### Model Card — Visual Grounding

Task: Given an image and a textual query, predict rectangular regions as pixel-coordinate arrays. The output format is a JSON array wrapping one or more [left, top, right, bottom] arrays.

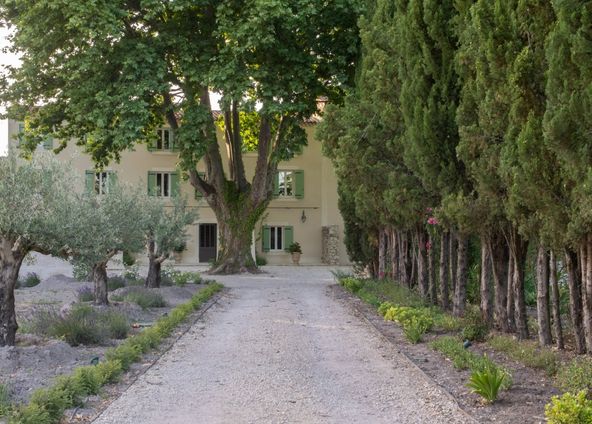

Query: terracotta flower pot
[[291, 252, 301, 265]]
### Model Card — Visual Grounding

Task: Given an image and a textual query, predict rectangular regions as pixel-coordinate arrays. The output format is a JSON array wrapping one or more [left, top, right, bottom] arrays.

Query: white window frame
[[269, 226, 285, 251], [154, 172, 172, 197], [156, 128, 173, 150], [95, 172, 110, 195], [278, 170, 295, 197]]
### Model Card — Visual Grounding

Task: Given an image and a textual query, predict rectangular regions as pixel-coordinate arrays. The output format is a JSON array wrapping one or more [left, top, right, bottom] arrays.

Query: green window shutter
[[272, 172, 280, 197], [262, 226, 271, 252], [283, 226, 294, 251], [43, 136, 54, 150], [294, 170, 304, 199], [108, 171, 118, 191], [171, 129, 178, 152], [171, 172, 180, 197], [85, 171, 95, 194], [195, 172, 205, 199], [147, 172, 157, 196]]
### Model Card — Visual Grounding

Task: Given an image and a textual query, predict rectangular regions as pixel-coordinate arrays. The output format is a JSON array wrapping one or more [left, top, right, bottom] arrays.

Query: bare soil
[[1, 274, 204, 405], [331, 284, 559, 424]]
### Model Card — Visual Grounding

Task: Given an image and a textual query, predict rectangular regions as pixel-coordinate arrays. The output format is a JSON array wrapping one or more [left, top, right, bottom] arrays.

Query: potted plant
[[287, 242, 302, 265], [172, 241, 186, 262]]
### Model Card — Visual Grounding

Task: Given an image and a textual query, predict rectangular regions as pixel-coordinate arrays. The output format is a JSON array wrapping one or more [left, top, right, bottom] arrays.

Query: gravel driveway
[[92, 267, 475, 424]]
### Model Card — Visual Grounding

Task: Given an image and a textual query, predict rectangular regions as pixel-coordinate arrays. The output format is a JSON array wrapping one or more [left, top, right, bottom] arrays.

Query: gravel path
[[92, 267, 475, 424]]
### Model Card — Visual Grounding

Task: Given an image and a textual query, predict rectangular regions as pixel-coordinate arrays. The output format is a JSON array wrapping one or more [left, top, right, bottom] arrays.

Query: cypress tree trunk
[[408, 232, 416, 287], [378, 228, 387, 279], [536, 245, 552, 345], [453, 233, 469, 317], [417, 228, 429, 299], [549, 251, 564, 349], [428, 233, 437, 304], [507, 252, 516, 332], [480, 235, 493, 323], [391, 229, 399, 281], [0, 240, 25, 347], [512, 233, 529, 340], [490, 233, 510, 332], [93, 261, 109, 306], [440, 231, 450, 310], [399, 232, 410, 287], [566, 249, 586, 354], [583, 235, 592, 352], [449, 232, 457, 295]]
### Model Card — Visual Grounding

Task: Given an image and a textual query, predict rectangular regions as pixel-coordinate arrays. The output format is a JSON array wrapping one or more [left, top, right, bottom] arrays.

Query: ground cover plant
[[121, 288, 166, 310], [7, 283, 223, 423], [16, 273, 41, 289], [545, 391, 592, 424], [488, 334, 559, 377]]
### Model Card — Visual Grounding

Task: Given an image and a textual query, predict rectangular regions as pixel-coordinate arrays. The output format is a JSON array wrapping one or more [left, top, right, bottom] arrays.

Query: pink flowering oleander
[[427, 217, 439, 225]]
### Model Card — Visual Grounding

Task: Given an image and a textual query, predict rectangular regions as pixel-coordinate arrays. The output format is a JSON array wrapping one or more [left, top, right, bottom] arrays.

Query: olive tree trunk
[[93, 261, 109, 305], [0, 239, 26, 346]]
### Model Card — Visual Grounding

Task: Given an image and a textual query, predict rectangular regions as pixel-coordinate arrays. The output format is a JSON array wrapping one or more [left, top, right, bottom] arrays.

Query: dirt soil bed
[[331, 284, 560, 424], [1, 274, 205, 405]]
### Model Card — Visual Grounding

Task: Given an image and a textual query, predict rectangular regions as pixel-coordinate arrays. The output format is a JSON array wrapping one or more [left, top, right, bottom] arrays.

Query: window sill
[[148, 150, 178, 155]]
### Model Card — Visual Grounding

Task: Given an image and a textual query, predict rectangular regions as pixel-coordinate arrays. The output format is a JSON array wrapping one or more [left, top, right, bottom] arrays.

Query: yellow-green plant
[[545, 391, 592, 424]]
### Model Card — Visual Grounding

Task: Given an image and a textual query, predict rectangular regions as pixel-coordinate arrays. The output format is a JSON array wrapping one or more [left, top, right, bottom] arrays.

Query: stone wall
[[322, 225, 340, 265]]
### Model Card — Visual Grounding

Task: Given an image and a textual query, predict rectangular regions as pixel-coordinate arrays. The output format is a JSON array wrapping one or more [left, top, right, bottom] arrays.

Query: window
[[148, 171, 179, 197], [262, 225, 294, 252], [149, 128, 175, 151], [85, 171, 115, 195], [274, 170, 304, 199]]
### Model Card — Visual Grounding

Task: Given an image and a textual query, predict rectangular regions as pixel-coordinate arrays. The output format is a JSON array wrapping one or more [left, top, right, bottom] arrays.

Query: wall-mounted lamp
[[301, 210, 307, 223]]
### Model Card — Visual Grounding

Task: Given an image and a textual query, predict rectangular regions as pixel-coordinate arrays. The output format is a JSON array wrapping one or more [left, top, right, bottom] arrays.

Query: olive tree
[[70, 184, 147, 305], [144, 196, 196, 288], [0, 156, 79, 346]]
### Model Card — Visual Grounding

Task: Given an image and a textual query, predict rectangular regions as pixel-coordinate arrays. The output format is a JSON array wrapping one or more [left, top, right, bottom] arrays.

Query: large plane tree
[[0, 0, 362, 273]]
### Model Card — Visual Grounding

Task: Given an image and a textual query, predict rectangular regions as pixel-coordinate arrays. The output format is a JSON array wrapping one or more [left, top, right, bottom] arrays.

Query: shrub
[[72, 262, 92, 282], [123, 288, 166, 309], [358, 290, 381, 308], [545, 391, 592, 424], [0, 383, 11, 417], [403, 318, 430, 344], [340, 277, 364, 293], [461, 307, 489, 342], [17, 272, 41, 289], [467, 364, 506, 403], [383, 306, 434, 331], [99, 311, 129, 339], [172, 271, 201, 286], [122, 251, 135, 267], [107, 276, 126, 291], [432, 312, 463, 331], [556, 357, 592, 396], [378, 301, 395, 317], [123, 264, 140, 281], [488, 334, 559, 376], [77, 286, 95, 302], [256, 255, 267, 266]]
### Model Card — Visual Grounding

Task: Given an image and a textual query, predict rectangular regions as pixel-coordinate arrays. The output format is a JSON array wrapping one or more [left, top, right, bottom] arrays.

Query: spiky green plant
[[467, 363, 506, 403]]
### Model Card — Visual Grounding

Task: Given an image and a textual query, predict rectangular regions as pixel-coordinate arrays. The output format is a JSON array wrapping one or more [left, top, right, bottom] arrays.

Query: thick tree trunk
[[583, 235, 592, 352], [146, 257, 162, 288], [453, 233, 469, 317], [480, 235, 493, 323], [536, 244, 552, 345], [93, 261, 109, 306], [490, 232, 510, 332], [378, 228, 387, 279], [449, 232, 457, 295], [0, 240, 25, 347], [428, 233, 437, 305], [440, 231, 450, 310], [549, 251, 564, 349], [506, 252, 516, 333], [511, 233, 529, 339], [566, 248, 586, 354], [417, 229, 429, 299]]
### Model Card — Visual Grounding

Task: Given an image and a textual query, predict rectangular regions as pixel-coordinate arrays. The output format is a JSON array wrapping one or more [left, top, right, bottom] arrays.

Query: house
[[4, 118, 349, 266]]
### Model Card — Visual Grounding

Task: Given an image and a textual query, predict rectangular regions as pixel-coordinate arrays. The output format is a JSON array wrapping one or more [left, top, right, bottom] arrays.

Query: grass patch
[[431, 336, 512, 390], [77, 287, 94, 302], [9, 283, 223, 424], [487, 334, 559, 376], [0, 383, 11, 417], [27, 305, 129, 346], [556, 356, 592, 396], [123, 288, 166, 309]]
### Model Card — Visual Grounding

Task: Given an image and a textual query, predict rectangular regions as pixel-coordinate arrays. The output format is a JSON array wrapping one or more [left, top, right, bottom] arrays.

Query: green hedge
[[8, 283, 223, 424]]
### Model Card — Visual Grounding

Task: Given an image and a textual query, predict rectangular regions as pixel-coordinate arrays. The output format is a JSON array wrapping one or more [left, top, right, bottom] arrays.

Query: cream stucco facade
[[5, 120, 349, 266]]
